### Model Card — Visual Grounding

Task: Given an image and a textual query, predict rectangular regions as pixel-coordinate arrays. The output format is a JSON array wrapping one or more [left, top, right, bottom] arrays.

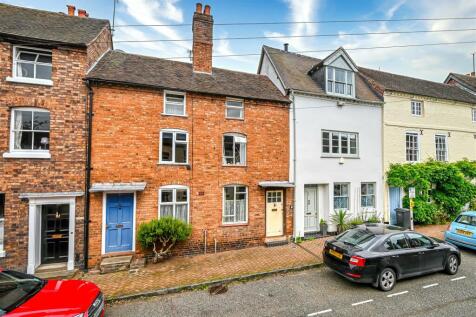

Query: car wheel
[[378, 268, 396, 292], [445, 254, 459, 275]]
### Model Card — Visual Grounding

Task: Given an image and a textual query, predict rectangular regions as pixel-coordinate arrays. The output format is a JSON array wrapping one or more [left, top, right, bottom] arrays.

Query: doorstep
[[264, 235, 289, 247], [100, 255, 133, 274], [35, 263, 77, 280]]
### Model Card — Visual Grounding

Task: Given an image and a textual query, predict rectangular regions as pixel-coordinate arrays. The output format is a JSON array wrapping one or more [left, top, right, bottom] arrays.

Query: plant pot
[[320, 223, 328, 236]]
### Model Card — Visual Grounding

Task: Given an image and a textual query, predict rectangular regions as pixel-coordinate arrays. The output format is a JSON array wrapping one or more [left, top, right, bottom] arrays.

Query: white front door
[[266, 190, 284, 237], [304, 186, 318, 232]]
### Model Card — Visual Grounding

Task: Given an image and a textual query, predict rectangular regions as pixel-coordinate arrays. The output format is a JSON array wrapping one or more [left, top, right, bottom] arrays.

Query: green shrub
[[331, 209, 350, 233], [349, 217, 364, 227], [137, 217, 192, 262]]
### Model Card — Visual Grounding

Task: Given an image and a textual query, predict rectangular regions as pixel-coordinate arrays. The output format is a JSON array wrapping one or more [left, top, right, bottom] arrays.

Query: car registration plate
[[456, 229, 473, 237], [329, 249, 343, 260]]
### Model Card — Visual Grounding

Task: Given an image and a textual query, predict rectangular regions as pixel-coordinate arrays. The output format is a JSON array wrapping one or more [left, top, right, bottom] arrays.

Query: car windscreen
[[0, 270, 44, 313], [335, 229, 377, 248], [456, 215, 476, 226]]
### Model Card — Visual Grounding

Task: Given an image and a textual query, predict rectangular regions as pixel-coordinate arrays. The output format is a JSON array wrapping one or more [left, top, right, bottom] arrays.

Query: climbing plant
[[387, 159, 476, 224]]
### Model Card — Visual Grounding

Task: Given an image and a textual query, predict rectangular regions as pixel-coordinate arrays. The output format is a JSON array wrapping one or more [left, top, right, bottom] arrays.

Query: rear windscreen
[[336, 229, 377, 248], [456, 215, 476, 226]]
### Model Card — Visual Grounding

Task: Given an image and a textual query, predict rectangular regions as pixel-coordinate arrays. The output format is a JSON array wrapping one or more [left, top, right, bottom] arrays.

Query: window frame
[[406, 232, 434, 248], [7, 45, 53, 86], [0, 193, 4, 257], [159, 129, 189, 165], [158, 185, 189, 223], [222, 133, 247, 166], [322, 130, 359, 158], [222, 185, 248, 225], [435, 134, 448, 162], [382, 233, 410, 251], [3, 107, 51, 159], [163, 91, 186, 117], [225, 98, 244, 120], [411, 100, 423, 116], [405, 131, 420, 162], [472, 108, 476, 123], [333, 183, 350, 211], [325, 66, 355, 98], [360, 182, 376, 209]]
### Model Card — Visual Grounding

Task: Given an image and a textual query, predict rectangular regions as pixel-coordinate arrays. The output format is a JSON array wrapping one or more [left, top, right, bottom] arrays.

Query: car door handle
[[391, 255, 399, 258], [418, 251, 425, 255]]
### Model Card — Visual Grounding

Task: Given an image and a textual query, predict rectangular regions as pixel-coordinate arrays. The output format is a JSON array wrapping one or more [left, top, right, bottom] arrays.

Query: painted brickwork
[[88, 84, 291, 266], [0, 30, 111, 270]]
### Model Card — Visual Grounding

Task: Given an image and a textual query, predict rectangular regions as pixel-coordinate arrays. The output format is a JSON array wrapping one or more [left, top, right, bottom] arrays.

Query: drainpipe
[[83, 80, 94, 271], [290, 89, 297, 241]]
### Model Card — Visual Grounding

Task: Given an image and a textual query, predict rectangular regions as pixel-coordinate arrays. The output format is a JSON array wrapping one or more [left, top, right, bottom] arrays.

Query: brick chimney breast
[[192, 3, 213, 74], [67, 5, 76, 16]]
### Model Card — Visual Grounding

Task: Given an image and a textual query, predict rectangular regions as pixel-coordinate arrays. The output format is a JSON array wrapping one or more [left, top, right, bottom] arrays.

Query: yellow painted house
[[359, 68, 476, 223]]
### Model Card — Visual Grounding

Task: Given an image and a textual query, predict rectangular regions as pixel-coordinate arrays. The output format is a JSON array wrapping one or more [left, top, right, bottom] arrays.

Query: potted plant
[[330, 209, 350, 234], [319, 218, 328, 236]]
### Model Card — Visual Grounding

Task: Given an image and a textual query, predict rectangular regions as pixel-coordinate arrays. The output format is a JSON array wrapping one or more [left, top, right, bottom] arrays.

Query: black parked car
[[323, 224, 461, 291]]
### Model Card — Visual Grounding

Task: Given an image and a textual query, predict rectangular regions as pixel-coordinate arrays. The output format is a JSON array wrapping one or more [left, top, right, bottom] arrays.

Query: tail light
[[446, 223, 452, 231], [349, 255, 366, 267]]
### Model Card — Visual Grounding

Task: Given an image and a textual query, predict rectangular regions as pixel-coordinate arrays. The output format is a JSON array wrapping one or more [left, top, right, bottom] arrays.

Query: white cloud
[[265, 0, 321, 52]]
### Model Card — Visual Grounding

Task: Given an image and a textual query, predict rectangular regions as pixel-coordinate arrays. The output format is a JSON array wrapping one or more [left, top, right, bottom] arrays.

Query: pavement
[[106, 245, 476, 317]]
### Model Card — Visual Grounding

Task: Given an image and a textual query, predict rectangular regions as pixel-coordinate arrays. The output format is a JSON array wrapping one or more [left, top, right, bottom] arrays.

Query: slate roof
[[446, 73, 476, 92], [360, 68, 476, 104], [86, 50, 290, 103], [262, 45, 476, 105], [0, 3, 109, 47], [261, 46, 382, 103]]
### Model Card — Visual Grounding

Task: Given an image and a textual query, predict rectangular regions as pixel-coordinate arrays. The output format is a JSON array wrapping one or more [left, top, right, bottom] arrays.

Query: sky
[[3, 0, 476, 82]]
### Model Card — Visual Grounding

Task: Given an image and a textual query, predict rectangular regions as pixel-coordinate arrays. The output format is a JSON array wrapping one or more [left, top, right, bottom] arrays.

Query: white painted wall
[[293, 94, 384, 236]]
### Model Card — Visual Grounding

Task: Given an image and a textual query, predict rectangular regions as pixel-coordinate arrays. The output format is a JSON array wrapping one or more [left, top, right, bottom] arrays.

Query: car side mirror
[[429, 243, 439, 248]]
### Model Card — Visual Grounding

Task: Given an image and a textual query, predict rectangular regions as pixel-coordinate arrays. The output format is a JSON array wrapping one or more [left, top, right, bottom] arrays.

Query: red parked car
[[0, 269, 104, 317]]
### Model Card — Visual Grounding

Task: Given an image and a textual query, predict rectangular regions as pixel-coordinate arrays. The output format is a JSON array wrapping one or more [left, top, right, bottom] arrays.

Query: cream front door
[[266, 190, 284, 237], [304, 186, 318, 232]]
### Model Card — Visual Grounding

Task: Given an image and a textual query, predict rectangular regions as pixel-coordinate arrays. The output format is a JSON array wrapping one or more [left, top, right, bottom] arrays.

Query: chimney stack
[[284, 43, 289, 52], [192, 3, 213, 74], [67, 5, 75, 16], [78, 9, 88, 18]]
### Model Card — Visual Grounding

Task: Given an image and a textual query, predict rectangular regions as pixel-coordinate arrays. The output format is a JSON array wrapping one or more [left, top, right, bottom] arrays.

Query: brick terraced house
[[85, 4, 291, 268], [0, 3, 112, 275]]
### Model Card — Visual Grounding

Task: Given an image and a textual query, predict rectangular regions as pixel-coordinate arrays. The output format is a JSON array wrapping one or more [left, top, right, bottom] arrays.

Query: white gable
[[329, 56, 352, 71]]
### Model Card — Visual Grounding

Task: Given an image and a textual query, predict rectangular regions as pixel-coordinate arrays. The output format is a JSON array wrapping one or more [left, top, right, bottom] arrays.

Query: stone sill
[[3, 151, 51, 159], [6, 76, 53, 86]]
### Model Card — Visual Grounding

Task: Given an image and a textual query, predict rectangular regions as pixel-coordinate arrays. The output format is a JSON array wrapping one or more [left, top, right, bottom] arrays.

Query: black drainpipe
[[83, 80, 94, 271]]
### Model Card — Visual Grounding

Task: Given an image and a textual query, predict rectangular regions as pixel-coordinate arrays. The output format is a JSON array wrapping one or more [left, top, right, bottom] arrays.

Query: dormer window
[[326, 66, 354, 97]]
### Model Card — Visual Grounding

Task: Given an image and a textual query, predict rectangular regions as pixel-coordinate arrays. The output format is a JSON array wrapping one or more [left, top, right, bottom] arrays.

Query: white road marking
[[422, 283, 439, 289], [351, 299, 374, 306], [387, 291, 409, 298], [307, 309, 333, 316], [451, 276, 466, 281]]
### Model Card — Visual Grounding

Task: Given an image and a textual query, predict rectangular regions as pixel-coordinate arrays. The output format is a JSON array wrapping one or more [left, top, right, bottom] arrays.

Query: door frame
[[101, 191, 137, 255], [26, 195, 77, 274], [265, 189, 285, 237]]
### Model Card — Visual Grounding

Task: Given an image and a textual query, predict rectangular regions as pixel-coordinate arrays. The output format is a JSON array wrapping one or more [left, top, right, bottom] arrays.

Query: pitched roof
[[0, 3, 109, 47], [261, 46, 382, 103], [86, 50, 290, 103], [445, 73, 476, 92], [359, 68, 476, 104]]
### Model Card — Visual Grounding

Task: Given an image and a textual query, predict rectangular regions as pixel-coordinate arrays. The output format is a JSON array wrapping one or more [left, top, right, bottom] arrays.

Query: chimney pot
[[78, 9, 87, 18], [284, 43, 289, 52], [204, 5, 211, 15], [196, 3, 203, 13], [67, 4, 75, 16]]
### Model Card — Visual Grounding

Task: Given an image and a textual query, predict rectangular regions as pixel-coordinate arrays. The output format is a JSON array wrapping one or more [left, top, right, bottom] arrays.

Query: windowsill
[[225, 117, 245, 121], [221, 222, 248, 227], [157, 162, 190, 166], [325, 91, 355, 99], [6, 76, 53, 86], [3, 151, 51, 159], [161, 113, 188, 118], [222, 164, 247, 167], [321, 155, 360, 159]]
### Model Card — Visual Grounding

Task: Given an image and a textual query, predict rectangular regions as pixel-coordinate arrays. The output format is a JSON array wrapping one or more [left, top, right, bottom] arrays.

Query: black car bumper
[[323, 252, 376, 284]]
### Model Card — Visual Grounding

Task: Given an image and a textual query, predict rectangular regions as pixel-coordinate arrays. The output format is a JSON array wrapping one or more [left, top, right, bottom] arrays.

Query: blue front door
[[105, 193, 134, 253], [389, 187, 402, 225]]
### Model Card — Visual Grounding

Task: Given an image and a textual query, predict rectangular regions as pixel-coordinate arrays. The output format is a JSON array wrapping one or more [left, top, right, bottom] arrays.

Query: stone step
[[100, 255, 133, 274], [265, 236, 289, 247], [36, 269, 77, 280]]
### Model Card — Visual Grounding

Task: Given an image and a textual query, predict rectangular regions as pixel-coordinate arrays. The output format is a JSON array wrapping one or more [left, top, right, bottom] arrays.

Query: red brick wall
[[87, 26, 112, 68], [0, 32, 111, 270], [88, 84, 291, 266]]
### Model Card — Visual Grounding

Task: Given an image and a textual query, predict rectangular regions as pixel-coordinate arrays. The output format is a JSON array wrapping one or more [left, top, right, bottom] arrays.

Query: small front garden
[[387, 159, 476, 224]]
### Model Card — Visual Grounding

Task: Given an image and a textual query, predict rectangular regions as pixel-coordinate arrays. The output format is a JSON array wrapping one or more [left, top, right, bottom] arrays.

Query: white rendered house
[[258, 46, 384, 235]]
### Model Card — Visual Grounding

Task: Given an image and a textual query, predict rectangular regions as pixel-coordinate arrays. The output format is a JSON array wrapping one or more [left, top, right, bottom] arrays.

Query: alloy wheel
[[381, 270, 395, 290], [449, 256, 458, 273]]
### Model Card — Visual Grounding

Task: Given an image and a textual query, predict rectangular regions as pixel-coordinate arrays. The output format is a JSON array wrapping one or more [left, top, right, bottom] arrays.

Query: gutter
[[83, 80, 94, 271]]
